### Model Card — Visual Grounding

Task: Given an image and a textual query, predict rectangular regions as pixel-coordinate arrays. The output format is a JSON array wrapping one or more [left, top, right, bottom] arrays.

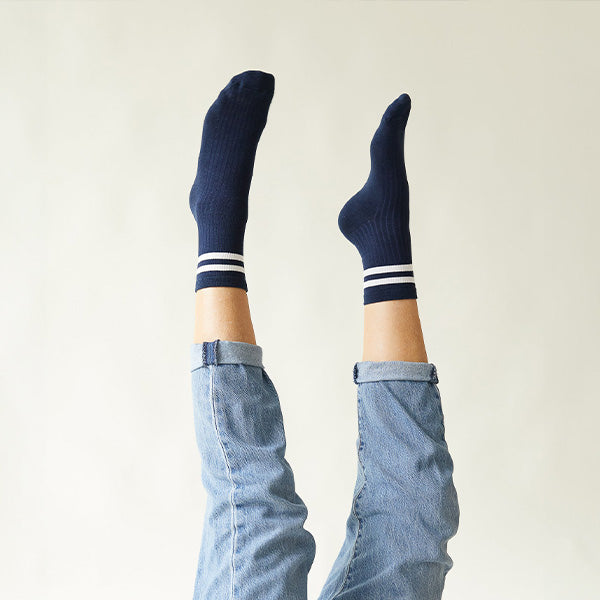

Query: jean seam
[[331, 392, 367, 598], [209, 365, 237, 600], [429, 382, 451, 573]]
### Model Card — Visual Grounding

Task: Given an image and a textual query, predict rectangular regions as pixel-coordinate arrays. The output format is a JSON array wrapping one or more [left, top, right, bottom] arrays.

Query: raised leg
[[188, 71, 315, 600], [319, 95, 459, 600]]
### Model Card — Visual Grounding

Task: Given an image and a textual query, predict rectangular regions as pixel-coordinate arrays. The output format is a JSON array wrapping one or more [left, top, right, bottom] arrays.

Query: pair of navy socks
[[189, 70, 417, 304]]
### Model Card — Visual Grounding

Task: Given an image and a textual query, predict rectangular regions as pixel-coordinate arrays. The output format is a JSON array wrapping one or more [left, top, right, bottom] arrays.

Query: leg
[[319, 95, 459, 600], [363, 299, 427, 363], [188, 71, 315, 600], [194, 288, 256, 345]]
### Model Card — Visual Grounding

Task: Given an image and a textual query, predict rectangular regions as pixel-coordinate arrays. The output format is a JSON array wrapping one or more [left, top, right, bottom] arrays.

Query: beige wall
[[2, 2, 599, 598]]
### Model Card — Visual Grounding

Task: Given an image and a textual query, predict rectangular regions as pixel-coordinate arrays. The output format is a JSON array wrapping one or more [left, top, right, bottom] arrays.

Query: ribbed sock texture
[[189, 70, 275, 292], [338, 93, 418, 304]]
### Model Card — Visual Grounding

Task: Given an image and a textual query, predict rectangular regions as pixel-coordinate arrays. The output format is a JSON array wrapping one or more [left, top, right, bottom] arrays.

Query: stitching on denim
[[331, 391, 367, 598], [208, 366, 238, 599], [214, 339, 220, 365], [432, 383, 446, 437], [206, 340, 214, 365], [431, 383, 444, 567]]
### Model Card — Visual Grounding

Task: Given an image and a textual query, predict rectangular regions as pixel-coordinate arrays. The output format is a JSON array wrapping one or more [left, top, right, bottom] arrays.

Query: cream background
[[2, 2, 599, 599]]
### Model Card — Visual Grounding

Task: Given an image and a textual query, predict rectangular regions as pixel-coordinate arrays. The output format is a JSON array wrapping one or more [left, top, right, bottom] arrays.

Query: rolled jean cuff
[[353, 360, 439, 384], [190, 339, 263, 371]]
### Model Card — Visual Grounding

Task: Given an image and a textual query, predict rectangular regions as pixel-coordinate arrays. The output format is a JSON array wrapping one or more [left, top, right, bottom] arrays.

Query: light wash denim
[[190, 339, 459, 600]]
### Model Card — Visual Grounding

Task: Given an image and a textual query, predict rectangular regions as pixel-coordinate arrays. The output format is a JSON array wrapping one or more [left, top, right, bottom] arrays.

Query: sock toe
[[382, 93, 411, 122], [370, 93, 411, 168], [227, 70, 275, 95]]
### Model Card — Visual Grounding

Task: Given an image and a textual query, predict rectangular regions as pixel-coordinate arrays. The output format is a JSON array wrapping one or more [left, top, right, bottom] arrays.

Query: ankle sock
[[338, 93, 417, 304], [189, 70, 275, 292]]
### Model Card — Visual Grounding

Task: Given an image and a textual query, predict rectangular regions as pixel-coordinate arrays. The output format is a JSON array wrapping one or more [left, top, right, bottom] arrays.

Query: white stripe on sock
[[363, 276, 415, 289], [197, 251, 244, 264], [363, 264, 413, 278], [196, 264, 245, 275]]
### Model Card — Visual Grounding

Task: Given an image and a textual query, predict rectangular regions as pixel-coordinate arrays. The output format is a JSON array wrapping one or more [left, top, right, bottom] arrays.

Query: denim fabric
[[191, 339, 316, 600], [190, 340, 459, 600], [318, 360, 459, 600]]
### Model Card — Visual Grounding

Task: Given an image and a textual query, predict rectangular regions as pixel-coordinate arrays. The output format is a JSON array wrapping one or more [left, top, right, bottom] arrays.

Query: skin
[[362, 298, 427, 362], [193, 288, 427, 363], [193, 287, 256, 345]]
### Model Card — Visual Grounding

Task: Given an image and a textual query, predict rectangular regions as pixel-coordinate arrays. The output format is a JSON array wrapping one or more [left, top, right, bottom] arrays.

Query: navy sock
[[189, 70, 275, 292], [338, 93, 418, 304]]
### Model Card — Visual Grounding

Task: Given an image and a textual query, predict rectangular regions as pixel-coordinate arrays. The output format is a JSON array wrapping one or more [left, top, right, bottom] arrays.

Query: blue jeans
[[190, 339, 459, 600]]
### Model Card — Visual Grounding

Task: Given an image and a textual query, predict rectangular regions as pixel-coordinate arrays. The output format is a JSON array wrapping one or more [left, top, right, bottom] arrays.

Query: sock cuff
[[363, 262, 417, 304], [195, 252, 247, 292]]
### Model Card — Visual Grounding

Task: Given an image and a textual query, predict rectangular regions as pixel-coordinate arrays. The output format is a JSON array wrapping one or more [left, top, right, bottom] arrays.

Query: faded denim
[[190, 339, 459, 600]]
